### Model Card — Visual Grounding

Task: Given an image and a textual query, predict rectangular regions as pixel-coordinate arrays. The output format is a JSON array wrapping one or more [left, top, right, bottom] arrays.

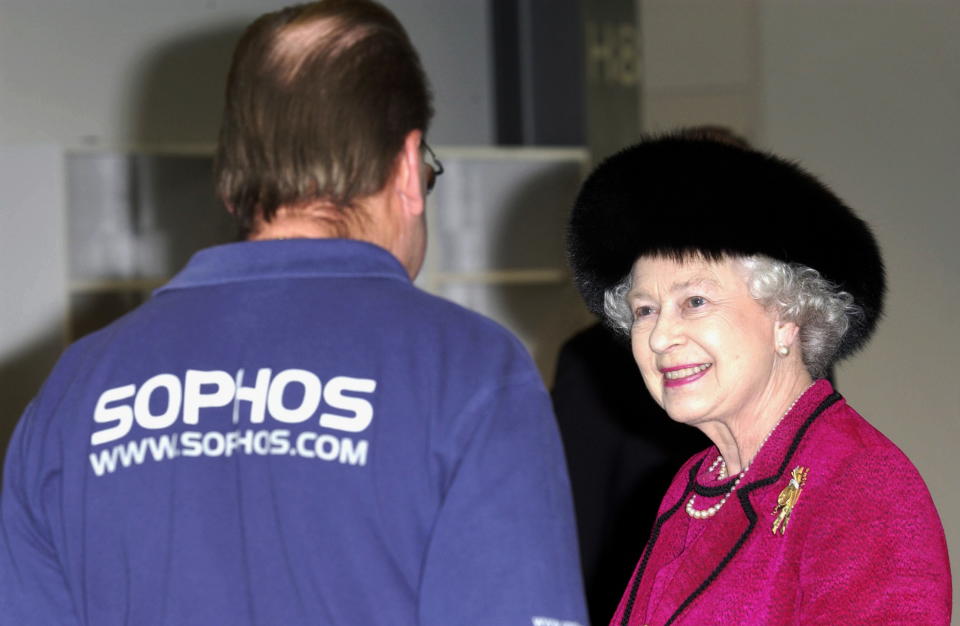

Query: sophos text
[[92, 368, 377, 446], [88, 429, 369, 476]]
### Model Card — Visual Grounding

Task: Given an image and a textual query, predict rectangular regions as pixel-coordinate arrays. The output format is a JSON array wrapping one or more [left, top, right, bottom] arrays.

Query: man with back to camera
[[0, 2, 588, 624]]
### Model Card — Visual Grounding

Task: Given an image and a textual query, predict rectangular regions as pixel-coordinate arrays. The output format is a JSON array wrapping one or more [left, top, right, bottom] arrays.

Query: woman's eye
[[634, 305, 655, 318], [687, 296, 707, 308]]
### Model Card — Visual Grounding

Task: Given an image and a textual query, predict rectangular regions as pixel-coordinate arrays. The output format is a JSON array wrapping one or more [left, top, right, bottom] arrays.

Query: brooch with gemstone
[[772, 466, 809, 535]]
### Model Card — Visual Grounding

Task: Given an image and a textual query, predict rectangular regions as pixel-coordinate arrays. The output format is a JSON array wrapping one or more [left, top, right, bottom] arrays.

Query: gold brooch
[[772, 466, 809, 535]]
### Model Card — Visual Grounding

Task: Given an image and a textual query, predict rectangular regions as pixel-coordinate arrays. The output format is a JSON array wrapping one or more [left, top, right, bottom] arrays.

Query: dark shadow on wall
[[125, 23, 247, 148], [66, 24, 245, 344], [0, 326, 66, 479], [120, 22, 245, 274], [1, 23, 246, 474]]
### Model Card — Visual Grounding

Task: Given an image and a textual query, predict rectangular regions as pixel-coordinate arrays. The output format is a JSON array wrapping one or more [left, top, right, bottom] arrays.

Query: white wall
[[760, 2, 960, 612], [0, 0, 494, 147], [641, 0, 759, 141], [642, 0, 959, 613], [0, 147, 68, 447]]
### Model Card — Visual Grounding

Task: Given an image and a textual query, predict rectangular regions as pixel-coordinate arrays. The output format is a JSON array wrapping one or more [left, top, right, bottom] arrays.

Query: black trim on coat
[[620, 392, 842, 625], [619, 458, 703, 626]]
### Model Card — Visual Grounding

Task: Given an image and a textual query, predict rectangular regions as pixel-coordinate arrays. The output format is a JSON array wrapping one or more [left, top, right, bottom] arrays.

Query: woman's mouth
[[661, 363, 712, 387]]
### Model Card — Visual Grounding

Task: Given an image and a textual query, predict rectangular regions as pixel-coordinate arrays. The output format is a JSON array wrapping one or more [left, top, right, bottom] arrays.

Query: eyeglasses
[[422, 141, 444, 194]]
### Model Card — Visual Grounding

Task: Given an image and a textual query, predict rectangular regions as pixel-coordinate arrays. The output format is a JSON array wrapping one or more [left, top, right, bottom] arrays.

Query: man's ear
[[394, 129, 425, 217], [221, 195, 237, 216]]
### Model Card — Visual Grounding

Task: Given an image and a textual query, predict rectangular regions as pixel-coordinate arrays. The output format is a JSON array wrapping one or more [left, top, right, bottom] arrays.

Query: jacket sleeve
[[417, 377, 588, 626], [798, 447, 952, 624], [0, 401, 79, 625]]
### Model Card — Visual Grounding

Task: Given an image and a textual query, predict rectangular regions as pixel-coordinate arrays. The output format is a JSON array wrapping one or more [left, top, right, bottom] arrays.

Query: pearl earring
[[777, 345, 790, 357]]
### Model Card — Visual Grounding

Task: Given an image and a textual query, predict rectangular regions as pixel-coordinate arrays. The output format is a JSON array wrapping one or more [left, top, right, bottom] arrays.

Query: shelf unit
[[417, 146, 592, 382], [65, 145, 232, 341]]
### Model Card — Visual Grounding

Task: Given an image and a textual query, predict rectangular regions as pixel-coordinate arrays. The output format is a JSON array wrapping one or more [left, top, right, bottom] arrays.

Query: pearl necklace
[[708, 454, 728, 479], [685, 385, 812, 520]]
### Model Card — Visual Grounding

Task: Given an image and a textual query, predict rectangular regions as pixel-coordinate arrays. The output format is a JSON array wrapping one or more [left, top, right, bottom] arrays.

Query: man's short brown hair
[[215, 0, 434, 235]]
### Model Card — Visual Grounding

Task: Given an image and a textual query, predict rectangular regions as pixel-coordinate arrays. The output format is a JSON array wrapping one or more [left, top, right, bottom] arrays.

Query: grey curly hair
[[602, 255, 864, 378]]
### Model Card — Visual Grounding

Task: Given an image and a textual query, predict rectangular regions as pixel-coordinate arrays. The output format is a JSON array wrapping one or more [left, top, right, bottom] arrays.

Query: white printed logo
[[91, 368, 377, 446], [88, 429, 369, 476], [88, 368, 377, 476], [531, 618, 583, 626]]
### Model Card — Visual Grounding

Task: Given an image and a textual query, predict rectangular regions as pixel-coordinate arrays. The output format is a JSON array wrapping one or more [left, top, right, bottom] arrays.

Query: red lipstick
[[660, 363, 711, 388]]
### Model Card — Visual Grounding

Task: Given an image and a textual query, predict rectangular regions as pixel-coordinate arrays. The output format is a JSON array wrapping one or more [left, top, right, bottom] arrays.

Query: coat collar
[[622, 380, 842, 625]]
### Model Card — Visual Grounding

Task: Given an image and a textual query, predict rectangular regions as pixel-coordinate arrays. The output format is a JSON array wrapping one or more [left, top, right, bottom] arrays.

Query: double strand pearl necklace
[[685, 386, 811, 520]]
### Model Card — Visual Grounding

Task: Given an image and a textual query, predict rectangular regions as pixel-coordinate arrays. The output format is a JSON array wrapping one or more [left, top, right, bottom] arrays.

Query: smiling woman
[[624, 255, 805, 459], [605, 254, 859, 381], [566, 132, 952, 625]]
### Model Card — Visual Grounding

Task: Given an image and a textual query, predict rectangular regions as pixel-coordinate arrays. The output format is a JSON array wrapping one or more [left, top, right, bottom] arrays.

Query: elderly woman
[[567, 134, 952, 625]]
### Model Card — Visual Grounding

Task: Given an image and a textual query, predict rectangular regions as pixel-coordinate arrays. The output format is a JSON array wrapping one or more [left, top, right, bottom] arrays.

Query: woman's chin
[[666, 414, 702, 427], [663, 399, 711, 426]]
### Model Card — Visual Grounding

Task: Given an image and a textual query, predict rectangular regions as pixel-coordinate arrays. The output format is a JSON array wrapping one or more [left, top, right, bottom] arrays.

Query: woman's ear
[[774, 319, 800, 351]]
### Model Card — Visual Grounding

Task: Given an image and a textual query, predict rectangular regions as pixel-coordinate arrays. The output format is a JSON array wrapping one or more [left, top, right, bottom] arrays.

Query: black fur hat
[[568, 133, 886, 361]]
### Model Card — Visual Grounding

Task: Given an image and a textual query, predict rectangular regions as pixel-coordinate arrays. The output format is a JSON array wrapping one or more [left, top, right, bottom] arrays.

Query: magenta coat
[[610, 380, 952, 625]]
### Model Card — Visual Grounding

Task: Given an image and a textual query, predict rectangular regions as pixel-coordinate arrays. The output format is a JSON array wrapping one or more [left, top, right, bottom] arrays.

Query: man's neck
[[248, 204, 356, 241]]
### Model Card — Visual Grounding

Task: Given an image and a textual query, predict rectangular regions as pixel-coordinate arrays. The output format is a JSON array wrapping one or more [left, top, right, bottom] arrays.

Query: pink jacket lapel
[[645, 489, 753, 624], [639, 382, 841, 624]]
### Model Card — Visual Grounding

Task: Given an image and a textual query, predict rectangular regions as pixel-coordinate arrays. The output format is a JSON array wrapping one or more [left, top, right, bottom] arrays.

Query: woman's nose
[[648, 311, 683, 354]]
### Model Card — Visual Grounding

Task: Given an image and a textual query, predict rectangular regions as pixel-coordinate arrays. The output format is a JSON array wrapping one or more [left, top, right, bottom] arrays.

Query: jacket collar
[[625, 380, 841, 625]]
